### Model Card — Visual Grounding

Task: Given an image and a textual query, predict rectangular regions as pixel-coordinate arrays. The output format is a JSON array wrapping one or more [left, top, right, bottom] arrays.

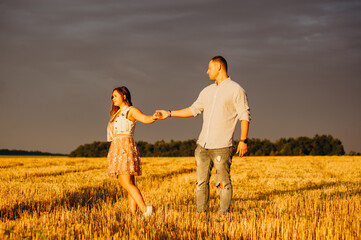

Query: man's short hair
[[211, 56, 228, 72]]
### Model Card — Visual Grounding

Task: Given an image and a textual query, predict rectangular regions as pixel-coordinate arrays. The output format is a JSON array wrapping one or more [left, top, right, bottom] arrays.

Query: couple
[[106, 56, 251, 218]]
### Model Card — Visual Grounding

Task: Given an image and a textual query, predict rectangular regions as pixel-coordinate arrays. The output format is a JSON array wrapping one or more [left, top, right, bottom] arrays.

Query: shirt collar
[[215, 77, 231, 86]]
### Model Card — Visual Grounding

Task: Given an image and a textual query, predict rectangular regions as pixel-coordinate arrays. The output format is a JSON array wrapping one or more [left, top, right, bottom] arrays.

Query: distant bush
[[239, 134, 345, 156], [137, 139, 197, 157], [69, 141, 111, 157], [69, 134, 345, 157], [0, 149, 66, 156], [348, 151, 361, 156]]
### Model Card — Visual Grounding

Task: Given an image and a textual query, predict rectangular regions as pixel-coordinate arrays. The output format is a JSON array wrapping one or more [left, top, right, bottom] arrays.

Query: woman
[[107, 86, 158, 217]]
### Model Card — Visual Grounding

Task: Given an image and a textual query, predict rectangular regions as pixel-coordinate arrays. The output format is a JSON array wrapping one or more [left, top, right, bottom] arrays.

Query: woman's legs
[[128, 175, 137, 214], [118, 174, 147, 213]]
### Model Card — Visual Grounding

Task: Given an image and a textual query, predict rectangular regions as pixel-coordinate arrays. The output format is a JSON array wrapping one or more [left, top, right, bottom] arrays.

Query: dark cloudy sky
[[1, 0, 360, 154]]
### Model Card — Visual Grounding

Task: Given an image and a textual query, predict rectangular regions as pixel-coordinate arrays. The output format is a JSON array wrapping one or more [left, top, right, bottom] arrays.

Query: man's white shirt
[[189, 77, 251, 149]]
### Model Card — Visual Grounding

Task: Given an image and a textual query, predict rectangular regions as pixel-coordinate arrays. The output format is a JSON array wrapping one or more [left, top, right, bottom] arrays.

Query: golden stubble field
[[0, 155, 360, 239]]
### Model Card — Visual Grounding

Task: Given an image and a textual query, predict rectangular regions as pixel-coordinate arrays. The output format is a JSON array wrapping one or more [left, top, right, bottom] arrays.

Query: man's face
[[206, 60, 219, 81]]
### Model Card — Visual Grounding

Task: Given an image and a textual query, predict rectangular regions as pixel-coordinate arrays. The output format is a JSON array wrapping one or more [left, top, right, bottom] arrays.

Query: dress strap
[[120, 106, 133, 120], [121, 106, 131, 113], [110, 109, 121, 122]]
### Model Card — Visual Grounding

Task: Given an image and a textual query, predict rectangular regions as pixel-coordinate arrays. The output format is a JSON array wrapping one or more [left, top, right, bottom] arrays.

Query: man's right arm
[[156, 108, 194, 119], [157, 87, 205, 120]]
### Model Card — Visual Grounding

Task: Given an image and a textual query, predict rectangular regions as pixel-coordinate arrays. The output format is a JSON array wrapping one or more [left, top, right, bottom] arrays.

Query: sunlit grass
[[0, 156, 360, 239]]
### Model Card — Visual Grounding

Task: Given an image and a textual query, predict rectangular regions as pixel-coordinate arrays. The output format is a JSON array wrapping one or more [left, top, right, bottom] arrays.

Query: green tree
[[69, 135, 345, 157]]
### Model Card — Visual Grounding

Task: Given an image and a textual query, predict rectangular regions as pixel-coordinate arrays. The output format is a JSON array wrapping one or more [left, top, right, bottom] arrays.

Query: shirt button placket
[[205, 87, 219, 148]]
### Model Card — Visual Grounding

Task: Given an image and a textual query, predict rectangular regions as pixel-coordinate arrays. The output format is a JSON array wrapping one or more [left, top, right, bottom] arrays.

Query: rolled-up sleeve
[[234, 87, 251, 122], [189, 91, 204, 117]]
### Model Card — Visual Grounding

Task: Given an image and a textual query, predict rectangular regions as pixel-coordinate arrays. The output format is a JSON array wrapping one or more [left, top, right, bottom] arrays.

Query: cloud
[[0, 0, 360, 153]]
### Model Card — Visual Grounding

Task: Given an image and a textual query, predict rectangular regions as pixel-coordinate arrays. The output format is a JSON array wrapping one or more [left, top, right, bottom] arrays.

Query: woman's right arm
[[129, 107, 158, 124]]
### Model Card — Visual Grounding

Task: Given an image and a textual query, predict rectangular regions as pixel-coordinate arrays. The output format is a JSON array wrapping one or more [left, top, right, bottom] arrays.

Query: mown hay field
[[0, 155, 360, 239]]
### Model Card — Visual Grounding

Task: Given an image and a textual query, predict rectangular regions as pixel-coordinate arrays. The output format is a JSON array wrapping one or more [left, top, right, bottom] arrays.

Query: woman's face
[[112, 90, 124, 107]]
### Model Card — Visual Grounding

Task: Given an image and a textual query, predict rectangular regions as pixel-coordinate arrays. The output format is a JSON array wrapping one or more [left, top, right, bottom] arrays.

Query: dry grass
[[0, 155, 360, 239]]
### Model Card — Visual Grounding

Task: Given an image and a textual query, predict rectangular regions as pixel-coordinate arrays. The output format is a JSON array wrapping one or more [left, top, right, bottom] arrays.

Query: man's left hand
[[236, 141, 247, 157]]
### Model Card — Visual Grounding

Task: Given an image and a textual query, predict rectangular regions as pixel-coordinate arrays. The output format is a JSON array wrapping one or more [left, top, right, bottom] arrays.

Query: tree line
[[0, 149, 66, 156], [69, 134, 350, 157], [245, 135, 345, 156]]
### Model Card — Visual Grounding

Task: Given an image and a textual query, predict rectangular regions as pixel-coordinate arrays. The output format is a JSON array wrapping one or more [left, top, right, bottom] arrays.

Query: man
[[157, 56, 251, 213]]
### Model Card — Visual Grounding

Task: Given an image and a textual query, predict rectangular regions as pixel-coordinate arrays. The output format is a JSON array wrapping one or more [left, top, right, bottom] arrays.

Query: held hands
[[151, 112, 162, 121], [236, 141, 248, 158], [151, 110, 171, 121], [155, 110, 171, 120]]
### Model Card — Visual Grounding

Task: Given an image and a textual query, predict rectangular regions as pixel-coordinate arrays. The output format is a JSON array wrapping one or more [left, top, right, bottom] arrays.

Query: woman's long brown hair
[[109, 86, 133, 121]]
